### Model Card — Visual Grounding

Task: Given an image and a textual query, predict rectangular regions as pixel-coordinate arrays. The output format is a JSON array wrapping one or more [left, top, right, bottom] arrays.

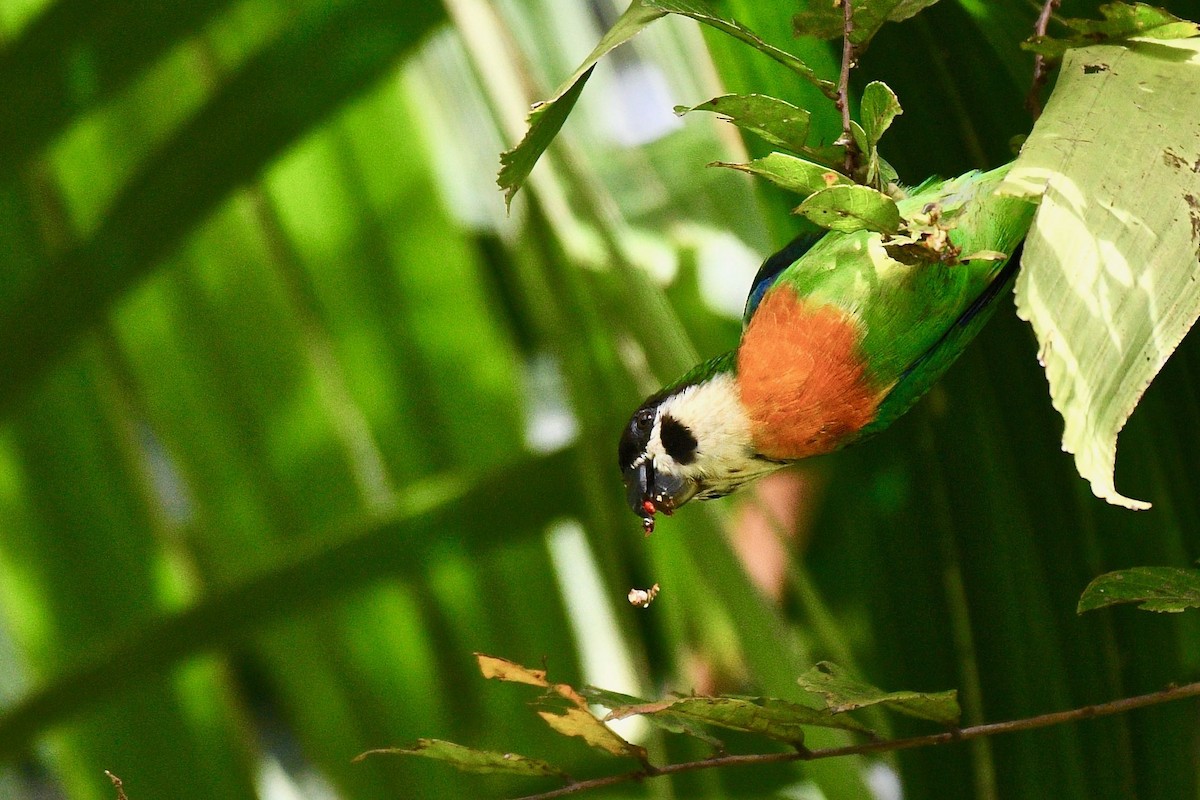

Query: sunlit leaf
[[1023, 2, 1198, 60], [795, 183, 901, 233], [537, 708, 648, 761], [354, 739, 568, 778], [797, 662, 960, 726], [608, 695, 872, 741], [676, 93, 812, 154], [793, 0, 942, 45], [714, 152, 849, 198], [1002, 39, 1200, 510], [1078, 567, 1200, 613]]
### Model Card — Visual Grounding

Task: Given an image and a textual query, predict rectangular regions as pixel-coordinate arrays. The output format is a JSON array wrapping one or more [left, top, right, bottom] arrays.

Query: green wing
[[743, 224, 825, 326], [748, 163, 1036, 434]]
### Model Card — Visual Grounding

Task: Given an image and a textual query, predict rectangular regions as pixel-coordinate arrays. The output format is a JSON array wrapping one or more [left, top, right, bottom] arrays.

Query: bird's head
[[618, 370, 786, 532]]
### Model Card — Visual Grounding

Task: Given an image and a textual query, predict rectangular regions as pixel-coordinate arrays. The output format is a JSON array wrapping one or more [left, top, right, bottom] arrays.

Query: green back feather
[[746, 163, 1035, 436]]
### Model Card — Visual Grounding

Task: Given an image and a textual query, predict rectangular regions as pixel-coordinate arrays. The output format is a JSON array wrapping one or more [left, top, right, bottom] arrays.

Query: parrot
[[619, 164, 1035, 533]]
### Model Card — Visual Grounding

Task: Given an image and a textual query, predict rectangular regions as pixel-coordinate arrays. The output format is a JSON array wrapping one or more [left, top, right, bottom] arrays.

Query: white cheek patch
[[655, 373, 757, 479], [645, 426, 667, 461]]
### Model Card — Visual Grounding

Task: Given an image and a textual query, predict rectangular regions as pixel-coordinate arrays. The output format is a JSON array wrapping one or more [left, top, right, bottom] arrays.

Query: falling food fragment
[[105, 772, 129, 800], [628, 583, 660, 608]]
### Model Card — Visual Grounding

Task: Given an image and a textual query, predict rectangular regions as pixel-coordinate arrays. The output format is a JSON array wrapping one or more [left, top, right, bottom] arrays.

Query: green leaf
[[859, 81, 902, 187], [797, 661, 961, 726], [584, 687, 726, 751], [860, 81, 902, 150], [874, 153, 900, 188], [794, 0, 942, 45], [714, 152, 850, 198], [676, 93, 812, 154], [354, 739, 568, 778], [1001, 39, 1200, 510], [1023, 2, 1199, 60], [499, 0, 835, 207], [607, 695, 872, 742], [795, 183, 901, 233], [1078, 567, 1200, 613], [649, 0, 834, 94]]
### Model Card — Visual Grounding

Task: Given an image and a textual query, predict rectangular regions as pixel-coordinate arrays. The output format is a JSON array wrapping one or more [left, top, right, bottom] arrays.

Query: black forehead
[[616, 370, 709, 469]]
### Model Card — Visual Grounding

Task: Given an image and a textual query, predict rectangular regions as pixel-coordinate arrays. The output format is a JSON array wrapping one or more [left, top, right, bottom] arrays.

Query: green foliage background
[[0, 1, 1197, 798]]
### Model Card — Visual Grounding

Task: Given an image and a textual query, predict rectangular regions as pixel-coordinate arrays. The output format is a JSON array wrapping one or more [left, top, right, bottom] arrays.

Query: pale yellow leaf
[[475, 653, 549, 687], [1002, 39, 1200, 510], [537, 708, 647, 760]]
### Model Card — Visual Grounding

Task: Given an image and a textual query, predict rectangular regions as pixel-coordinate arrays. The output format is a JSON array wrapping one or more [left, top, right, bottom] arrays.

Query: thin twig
[[512, 680, 1200, 800], [835, 0, 861, 176], [1026, 0, 1062, 119]]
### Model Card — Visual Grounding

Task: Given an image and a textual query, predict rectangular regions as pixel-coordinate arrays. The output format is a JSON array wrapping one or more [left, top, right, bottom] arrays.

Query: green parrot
[[619, 164, 1035, 532]]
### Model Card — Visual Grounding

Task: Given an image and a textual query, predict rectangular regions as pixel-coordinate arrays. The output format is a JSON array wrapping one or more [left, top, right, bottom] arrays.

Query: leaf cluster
[[358, 655, 960, 791], [367, 559, 1200, 797], [1024, 2, 1198, 59], [793, 0, 943, 45], [681, 80, 903, 234]]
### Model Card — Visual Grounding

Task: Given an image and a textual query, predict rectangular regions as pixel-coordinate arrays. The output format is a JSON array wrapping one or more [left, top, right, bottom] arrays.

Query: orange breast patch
[[737, 286, 881, 459]]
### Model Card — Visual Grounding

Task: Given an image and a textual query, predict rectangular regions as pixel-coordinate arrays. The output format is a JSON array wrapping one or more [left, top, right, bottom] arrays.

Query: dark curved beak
[[622, 460, 698, 531]]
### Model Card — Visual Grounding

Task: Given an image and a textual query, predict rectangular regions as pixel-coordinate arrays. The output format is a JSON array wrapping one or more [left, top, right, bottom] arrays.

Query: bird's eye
[[618, 407, 656, 469]]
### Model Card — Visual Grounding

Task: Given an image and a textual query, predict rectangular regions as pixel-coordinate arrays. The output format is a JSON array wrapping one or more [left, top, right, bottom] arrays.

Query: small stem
[[836, 0, 860, 176], [1026, 0, 1062, 119], [512, 680, 1200, 800]]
